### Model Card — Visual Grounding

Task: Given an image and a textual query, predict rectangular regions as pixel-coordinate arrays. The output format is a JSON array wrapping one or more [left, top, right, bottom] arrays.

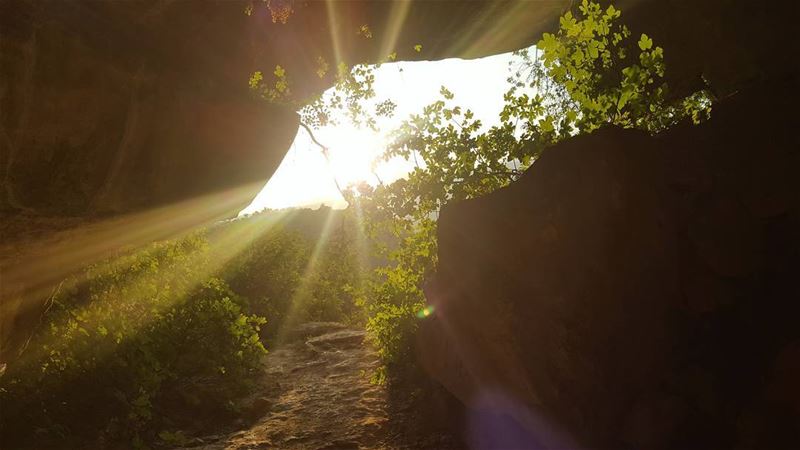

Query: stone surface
[[421, 126, 681, 447], [1, 1, 301, 216], [178, 323, 461, 450], [306, 329, 366, 351], [419, 80, 800, 448]]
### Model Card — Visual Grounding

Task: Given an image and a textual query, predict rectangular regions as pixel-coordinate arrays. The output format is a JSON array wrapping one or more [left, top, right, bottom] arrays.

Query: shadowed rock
[[420, 80, 800, 448]]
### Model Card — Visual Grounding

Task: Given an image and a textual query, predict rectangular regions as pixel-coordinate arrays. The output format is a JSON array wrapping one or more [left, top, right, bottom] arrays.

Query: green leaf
[[588, 43, 599, 59], [638, 33, 653, 50], [572, 49, 585, 64]]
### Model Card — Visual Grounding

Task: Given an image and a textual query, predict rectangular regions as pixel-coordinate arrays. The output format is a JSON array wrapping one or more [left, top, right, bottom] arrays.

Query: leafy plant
[[0, 234, 266, 444], [223, 227, 308, 337]]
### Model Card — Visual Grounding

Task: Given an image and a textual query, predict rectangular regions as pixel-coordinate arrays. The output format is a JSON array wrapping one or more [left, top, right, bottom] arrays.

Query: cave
[[1, 1, 798, 449]]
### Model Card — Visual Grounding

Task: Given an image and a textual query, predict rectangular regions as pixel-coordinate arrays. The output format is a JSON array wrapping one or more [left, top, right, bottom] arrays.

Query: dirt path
[[181, 323, 460, 450]]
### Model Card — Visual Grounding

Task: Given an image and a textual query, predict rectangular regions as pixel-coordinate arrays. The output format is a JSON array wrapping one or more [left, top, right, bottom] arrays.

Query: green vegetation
[[1, 234, 264, 444], [0, 211, 363, 447], [223, 212, 365, 331]]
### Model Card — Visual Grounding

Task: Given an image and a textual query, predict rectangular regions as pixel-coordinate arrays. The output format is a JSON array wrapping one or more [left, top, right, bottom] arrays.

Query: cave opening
[[241, 48, 533, 214]]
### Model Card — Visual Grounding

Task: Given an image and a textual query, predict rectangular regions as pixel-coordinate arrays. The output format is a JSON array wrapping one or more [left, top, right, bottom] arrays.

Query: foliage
[[297, 221, 365, 325], [223, 228, 308, 337], [356, 214, 437, 374], [249, 65, 292, 103], [245, 0, 296, 23], [223, 219, 364, 332], [0, 234, 266, 444], [507, 0, 712, 145]]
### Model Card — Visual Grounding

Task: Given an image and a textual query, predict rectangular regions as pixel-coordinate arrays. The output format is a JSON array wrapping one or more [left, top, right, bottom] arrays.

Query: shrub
[[222, 215, 366, 336], [296, 223, 366, 326], [0, 234, 266, 445], [222, 227, 308, 338]]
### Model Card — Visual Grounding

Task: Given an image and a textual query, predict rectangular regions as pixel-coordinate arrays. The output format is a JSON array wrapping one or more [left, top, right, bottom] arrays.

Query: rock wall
[[420, 79, 800, 448], [0, 1, 302, 215]]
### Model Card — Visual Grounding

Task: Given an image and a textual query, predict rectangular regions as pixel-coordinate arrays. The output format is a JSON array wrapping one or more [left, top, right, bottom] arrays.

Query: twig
[[17, 280, 63, 357], [299, 122, 348, 202]]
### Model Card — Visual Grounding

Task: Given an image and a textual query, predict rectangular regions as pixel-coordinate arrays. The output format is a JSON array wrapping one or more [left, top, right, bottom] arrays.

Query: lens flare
[[416, 305, 435, 319]]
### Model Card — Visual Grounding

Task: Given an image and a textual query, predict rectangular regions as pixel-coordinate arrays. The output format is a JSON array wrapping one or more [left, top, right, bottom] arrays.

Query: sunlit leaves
[[2, 234, 267, 441], [638, 33, 653, 50], [316, 56, 329, 79], [273, 65, 289, 93], [300, 62, 382, 129], [439, 85, 454, 100], [358, 24, 373, 39], [249, 65, 292, 103], [248, 70, 263, 90], [267, 0, 294, 24], [512, 0, 712, 135], [375, 99, 397, 117]]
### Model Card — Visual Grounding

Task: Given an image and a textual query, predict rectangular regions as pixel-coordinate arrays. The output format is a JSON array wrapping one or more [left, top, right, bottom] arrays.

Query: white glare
[[241, 51, 521, 214]]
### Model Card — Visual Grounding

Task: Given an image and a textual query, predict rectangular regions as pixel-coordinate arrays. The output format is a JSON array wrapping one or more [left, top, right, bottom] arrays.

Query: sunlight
[[241, 50, 527, 214], [4, 181, 265, 308], [273, 206, 339, 343], [323, 124, 388, 187]]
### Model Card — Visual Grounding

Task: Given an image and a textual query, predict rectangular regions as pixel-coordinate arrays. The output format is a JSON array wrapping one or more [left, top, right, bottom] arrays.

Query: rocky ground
[[175, 323, 462, 450]]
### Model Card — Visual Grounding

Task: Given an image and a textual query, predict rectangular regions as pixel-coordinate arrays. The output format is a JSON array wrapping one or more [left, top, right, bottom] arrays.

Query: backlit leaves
[[359, 24, 373, 39], [267, 0, 294, 24], [638, 33, 653, 50]]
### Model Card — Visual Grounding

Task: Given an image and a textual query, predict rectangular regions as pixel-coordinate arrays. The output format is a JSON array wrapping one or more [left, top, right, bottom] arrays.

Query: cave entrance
[[240, 48, 533, 215]]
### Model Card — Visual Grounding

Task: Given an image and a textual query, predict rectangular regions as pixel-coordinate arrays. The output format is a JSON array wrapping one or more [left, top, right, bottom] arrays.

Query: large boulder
[[419, 80, 800, 448], [421, 126, 681, 448]]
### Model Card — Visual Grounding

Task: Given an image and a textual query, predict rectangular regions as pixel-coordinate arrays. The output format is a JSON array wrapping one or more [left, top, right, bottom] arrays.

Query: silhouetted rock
[[420, 80, 800, 448]]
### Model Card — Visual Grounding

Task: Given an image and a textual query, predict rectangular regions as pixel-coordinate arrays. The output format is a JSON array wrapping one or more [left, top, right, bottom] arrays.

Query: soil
[[175, 322, 463, 450]]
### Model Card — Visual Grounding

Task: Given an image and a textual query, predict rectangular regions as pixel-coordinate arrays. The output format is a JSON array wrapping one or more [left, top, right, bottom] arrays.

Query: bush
[[222, 228, 308, 339], [0, 234, 266, 445], [296, 223, 365, 326], [223, 216, 365, 337]]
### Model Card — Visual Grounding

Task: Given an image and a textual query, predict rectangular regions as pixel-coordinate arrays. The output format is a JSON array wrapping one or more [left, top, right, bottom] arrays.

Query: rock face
[[0, 1, 302, 215], [420, 80, 800, 449]]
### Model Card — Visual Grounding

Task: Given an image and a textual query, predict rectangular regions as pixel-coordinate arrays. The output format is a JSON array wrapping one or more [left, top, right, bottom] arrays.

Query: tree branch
[[299, 121, 348, 202]]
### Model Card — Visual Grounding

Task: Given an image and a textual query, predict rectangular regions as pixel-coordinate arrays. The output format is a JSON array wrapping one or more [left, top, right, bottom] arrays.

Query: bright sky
[[241, 50, 524, 214]]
